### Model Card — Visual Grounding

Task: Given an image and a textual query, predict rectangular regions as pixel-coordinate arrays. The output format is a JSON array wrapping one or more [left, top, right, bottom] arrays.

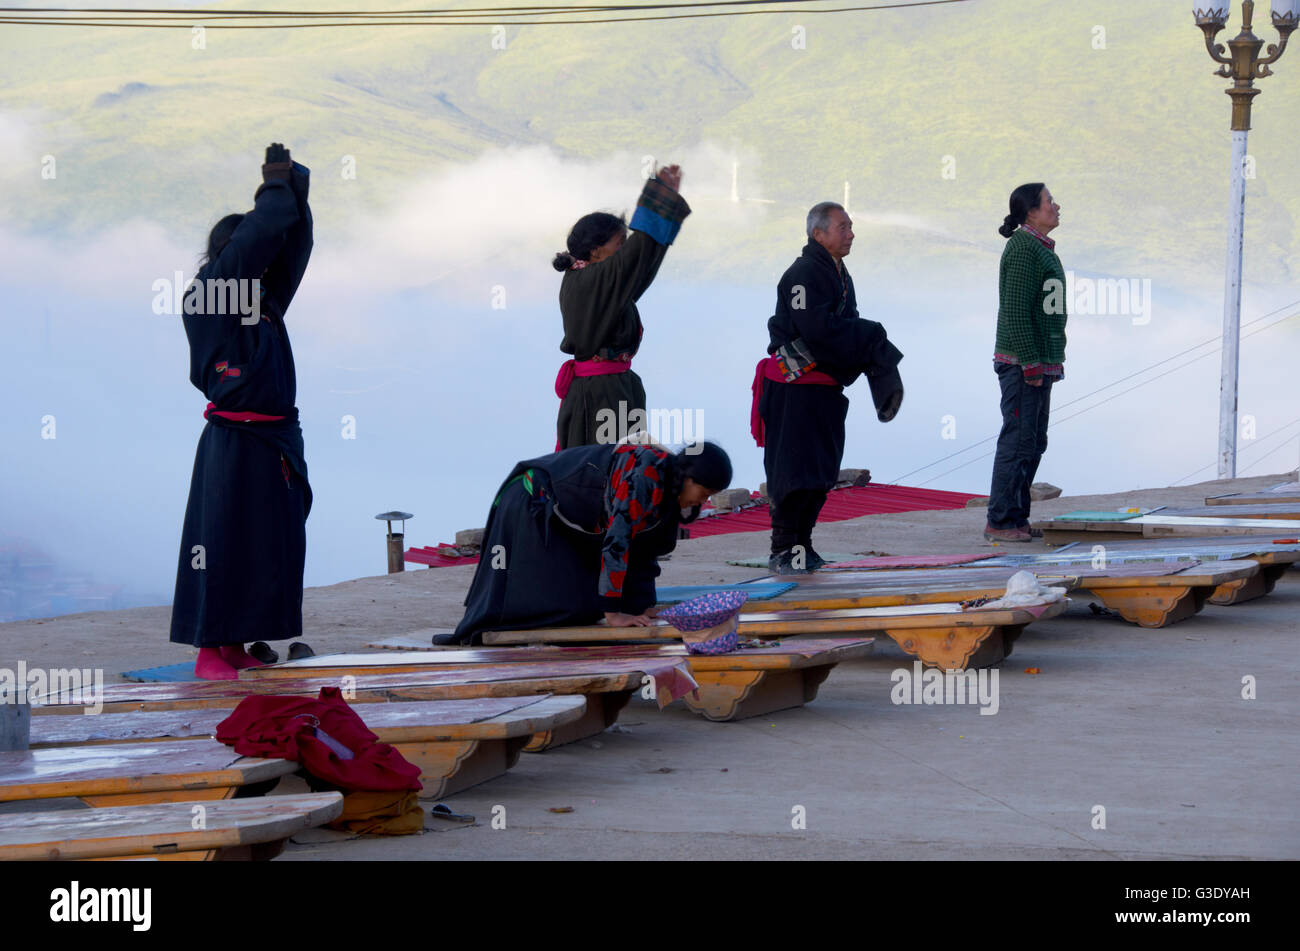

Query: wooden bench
[[32, 663, 687, 753], [1147, 503, 1300, 521], [486, 607, 1056, 669], [0, 739, 296, 808], [1035, 512, 1299, 544], [1206, 481, 1300, 505], [241, 640, 876, 721], [455, 598, 1062, 669], [29, 695, 587, 799], [986, 539, 1300, 606], [788, 560, 1259, 628], [0, 792, 344, 861]]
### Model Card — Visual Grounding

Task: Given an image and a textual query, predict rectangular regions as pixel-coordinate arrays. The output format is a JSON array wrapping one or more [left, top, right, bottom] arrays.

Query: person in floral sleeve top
[[441, 440, 734, 644]]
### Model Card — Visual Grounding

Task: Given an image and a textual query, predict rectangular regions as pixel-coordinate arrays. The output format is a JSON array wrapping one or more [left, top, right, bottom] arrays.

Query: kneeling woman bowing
[[440, 441, 733, 645]]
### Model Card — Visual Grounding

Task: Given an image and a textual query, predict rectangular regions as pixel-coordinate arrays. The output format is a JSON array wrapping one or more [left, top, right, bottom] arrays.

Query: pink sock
[[196, 647, 238, 681], [219, 644, 265, 670]]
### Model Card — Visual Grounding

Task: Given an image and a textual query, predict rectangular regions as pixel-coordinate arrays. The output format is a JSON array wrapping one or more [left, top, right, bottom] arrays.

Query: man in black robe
[[170, 144, 313, 680], [756, 202, 903, 574]]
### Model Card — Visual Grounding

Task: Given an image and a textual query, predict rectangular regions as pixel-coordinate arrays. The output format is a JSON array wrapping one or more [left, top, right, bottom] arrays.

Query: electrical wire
[[1174, 416, 1300, 484], [0, 0, 971, 27], [1237, 433, 1300, 476], [888, 301, 1300, 486]]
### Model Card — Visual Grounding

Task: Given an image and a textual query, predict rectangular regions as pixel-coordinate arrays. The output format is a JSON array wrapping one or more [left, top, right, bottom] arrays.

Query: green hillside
[[2, 0, 1298, 287]]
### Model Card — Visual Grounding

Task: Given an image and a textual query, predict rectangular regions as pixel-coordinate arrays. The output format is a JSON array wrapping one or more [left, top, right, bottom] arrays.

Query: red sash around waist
[[749, 355, 839, 448], [554, 356, 633, 400], [204, 402, 287, 423]]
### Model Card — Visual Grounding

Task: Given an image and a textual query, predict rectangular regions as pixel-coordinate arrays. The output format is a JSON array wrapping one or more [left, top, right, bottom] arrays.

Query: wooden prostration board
[[0, 739, 295, 805], [29, 695, 589, 799], [1205, 481, 1300, 505], [1145, 503, 1300, 520], [474, 602, 1065, 644], [773, 561, 1251, 588], [241, 641, 879, 724], [31, 661, 683, 715], [30, 695, 585, 748], [0, 792, 345, 861], [988, 539, 1300, 566], [243, 641, 873, 673], [1036, 514, 1300, 542]]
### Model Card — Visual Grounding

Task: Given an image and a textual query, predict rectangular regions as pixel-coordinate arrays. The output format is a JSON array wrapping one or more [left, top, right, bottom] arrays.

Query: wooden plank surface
[[0, 793, 344, 861], [32, 666, 647, 716], [0, 739, 294, 803], [1151, 503, 1300, 520], [1139, 515, 1300, 535], [31, 695, 587, 748], [1206, 482, 1300, 505], [673, 638, 875, 669], [1048, 510, 1146, 522], [753, 564, 1175, 585], [481, 601, 1066, 644], [1037, 514, 1300, 540], [1046, 537, 1300, 566], [244, 650, 692, 682], [246, 640, 875, 671], [748, 560, 1252, 590], [369, 634, 457, 650]]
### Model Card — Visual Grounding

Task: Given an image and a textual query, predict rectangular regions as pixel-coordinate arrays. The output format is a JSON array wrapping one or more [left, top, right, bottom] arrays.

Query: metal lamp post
[[375, 511, 413, 574], [1194, 0, 1298, 478]]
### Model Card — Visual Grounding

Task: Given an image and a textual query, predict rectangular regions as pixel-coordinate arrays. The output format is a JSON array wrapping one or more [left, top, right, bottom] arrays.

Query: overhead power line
[[1174, 416, 1300, 485], [885, 301, 1300, 488], [0, 0, 972, 28]]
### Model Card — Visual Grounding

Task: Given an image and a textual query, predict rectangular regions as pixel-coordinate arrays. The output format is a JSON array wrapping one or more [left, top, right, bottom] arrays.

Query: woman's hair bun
[[552, 251, 574, 272]]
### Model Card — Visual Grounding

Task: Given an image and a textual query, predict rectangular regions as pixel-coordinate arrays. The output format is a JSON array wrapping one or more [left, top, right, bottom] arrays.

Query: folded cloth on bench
[[216, 687, 422, 793], [976, 570, 1067, 610]]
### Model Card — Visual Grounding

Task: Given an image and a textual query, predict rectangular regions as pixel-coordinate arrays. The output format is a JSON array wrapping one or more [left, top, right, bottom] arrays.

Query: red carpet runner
[[406, 483, 980, 568]]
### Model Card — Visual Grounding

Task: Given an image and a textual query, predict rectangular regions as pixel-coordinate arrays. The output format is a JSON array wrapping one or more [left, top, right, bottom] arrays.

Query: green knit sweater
[[994, 228, 1067, 381]]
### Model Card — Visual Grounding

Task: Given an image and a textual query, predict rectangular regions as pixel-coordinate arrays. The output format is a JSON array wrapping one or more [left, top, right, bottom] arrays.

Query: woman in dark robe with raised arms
[[170, 143, 313, 680], [439, 440, 733, 645], [552, 164, 691, 449]]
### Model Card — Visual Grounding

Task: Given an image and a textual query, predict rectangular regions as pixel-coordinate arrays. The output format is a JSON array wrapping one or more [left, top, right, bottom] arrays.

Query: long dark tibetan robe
[[555, 178, 690, 449], [760, 241, 903, 504], [442, 443, 682, 645], [169, 165, 313, 647]]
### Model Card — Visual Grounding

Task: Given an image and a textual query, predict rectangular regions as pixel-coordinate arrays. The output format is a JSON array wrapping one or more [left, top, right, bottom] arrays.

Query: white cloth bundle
[[979, 569, 1067, 609]]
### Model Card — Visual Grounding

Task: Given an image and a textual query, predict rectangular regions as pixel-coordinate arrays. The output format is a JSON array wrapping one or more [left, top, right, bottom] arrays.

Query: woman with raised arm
[[170, 143, 314, 680], [552, 165, 691, 449]]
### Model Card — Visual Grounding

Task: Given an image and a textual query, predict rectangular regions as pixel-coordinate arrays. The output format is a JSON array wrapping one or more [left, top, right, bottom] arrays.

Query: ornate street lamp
[[1194, 1, 1298, 477]]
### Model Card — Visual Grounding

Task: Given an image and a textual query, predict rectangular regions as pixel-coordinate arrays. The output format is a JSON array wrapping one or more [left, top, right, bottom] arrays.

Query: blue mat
[[657, 582, 796, 602], [121, 662, 198, 683]]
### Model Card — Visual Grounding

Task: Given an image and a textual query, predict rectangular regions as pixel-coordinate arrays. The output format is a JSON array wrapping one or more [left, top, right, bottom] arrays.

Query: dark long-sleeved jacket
[[766, 241, 903, 413], [184, 165, 312, 417]]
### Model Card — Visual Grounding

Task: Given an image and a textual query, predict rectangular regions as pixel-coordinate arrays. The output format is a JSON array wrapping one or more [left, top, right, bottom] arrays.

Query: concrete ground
[[5, 471, 1298, 859]]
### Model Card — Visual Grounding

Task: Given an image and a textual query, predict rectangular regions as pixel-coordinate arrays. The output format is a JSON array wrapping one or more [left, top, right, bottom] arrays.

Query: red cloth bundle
[[216, 687, 422, 792]]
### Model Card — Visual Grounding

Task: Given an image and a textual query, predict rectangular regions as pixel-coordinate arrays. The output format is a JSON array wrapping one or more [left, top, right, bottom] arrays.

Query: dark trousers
[[987, 363, 1053, 530], [770, 489, 828, 554]]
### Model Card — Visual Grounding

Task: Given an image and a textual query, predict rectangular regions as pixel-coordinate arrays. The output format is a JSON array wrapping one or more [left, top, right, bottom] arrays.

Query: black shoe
[[802, 546, 827, 571], [248, 641, 279, 665], [287, 641, 315, 660], [768, 549, 811, 575]]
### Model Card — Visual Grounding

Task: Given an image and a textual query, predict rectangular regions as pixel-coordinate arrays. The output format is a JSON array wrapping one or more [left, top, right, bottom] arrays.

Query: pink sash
[[204, 402, 286, 423], [554, 357, 633, 400], [750, 355, 838, 448]]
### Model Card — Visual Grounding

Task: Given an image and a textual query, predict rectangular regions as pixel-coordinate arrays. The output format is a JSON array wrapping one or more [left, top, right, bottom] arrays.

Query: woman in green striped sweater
[[985, 183, 1066, 543]]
